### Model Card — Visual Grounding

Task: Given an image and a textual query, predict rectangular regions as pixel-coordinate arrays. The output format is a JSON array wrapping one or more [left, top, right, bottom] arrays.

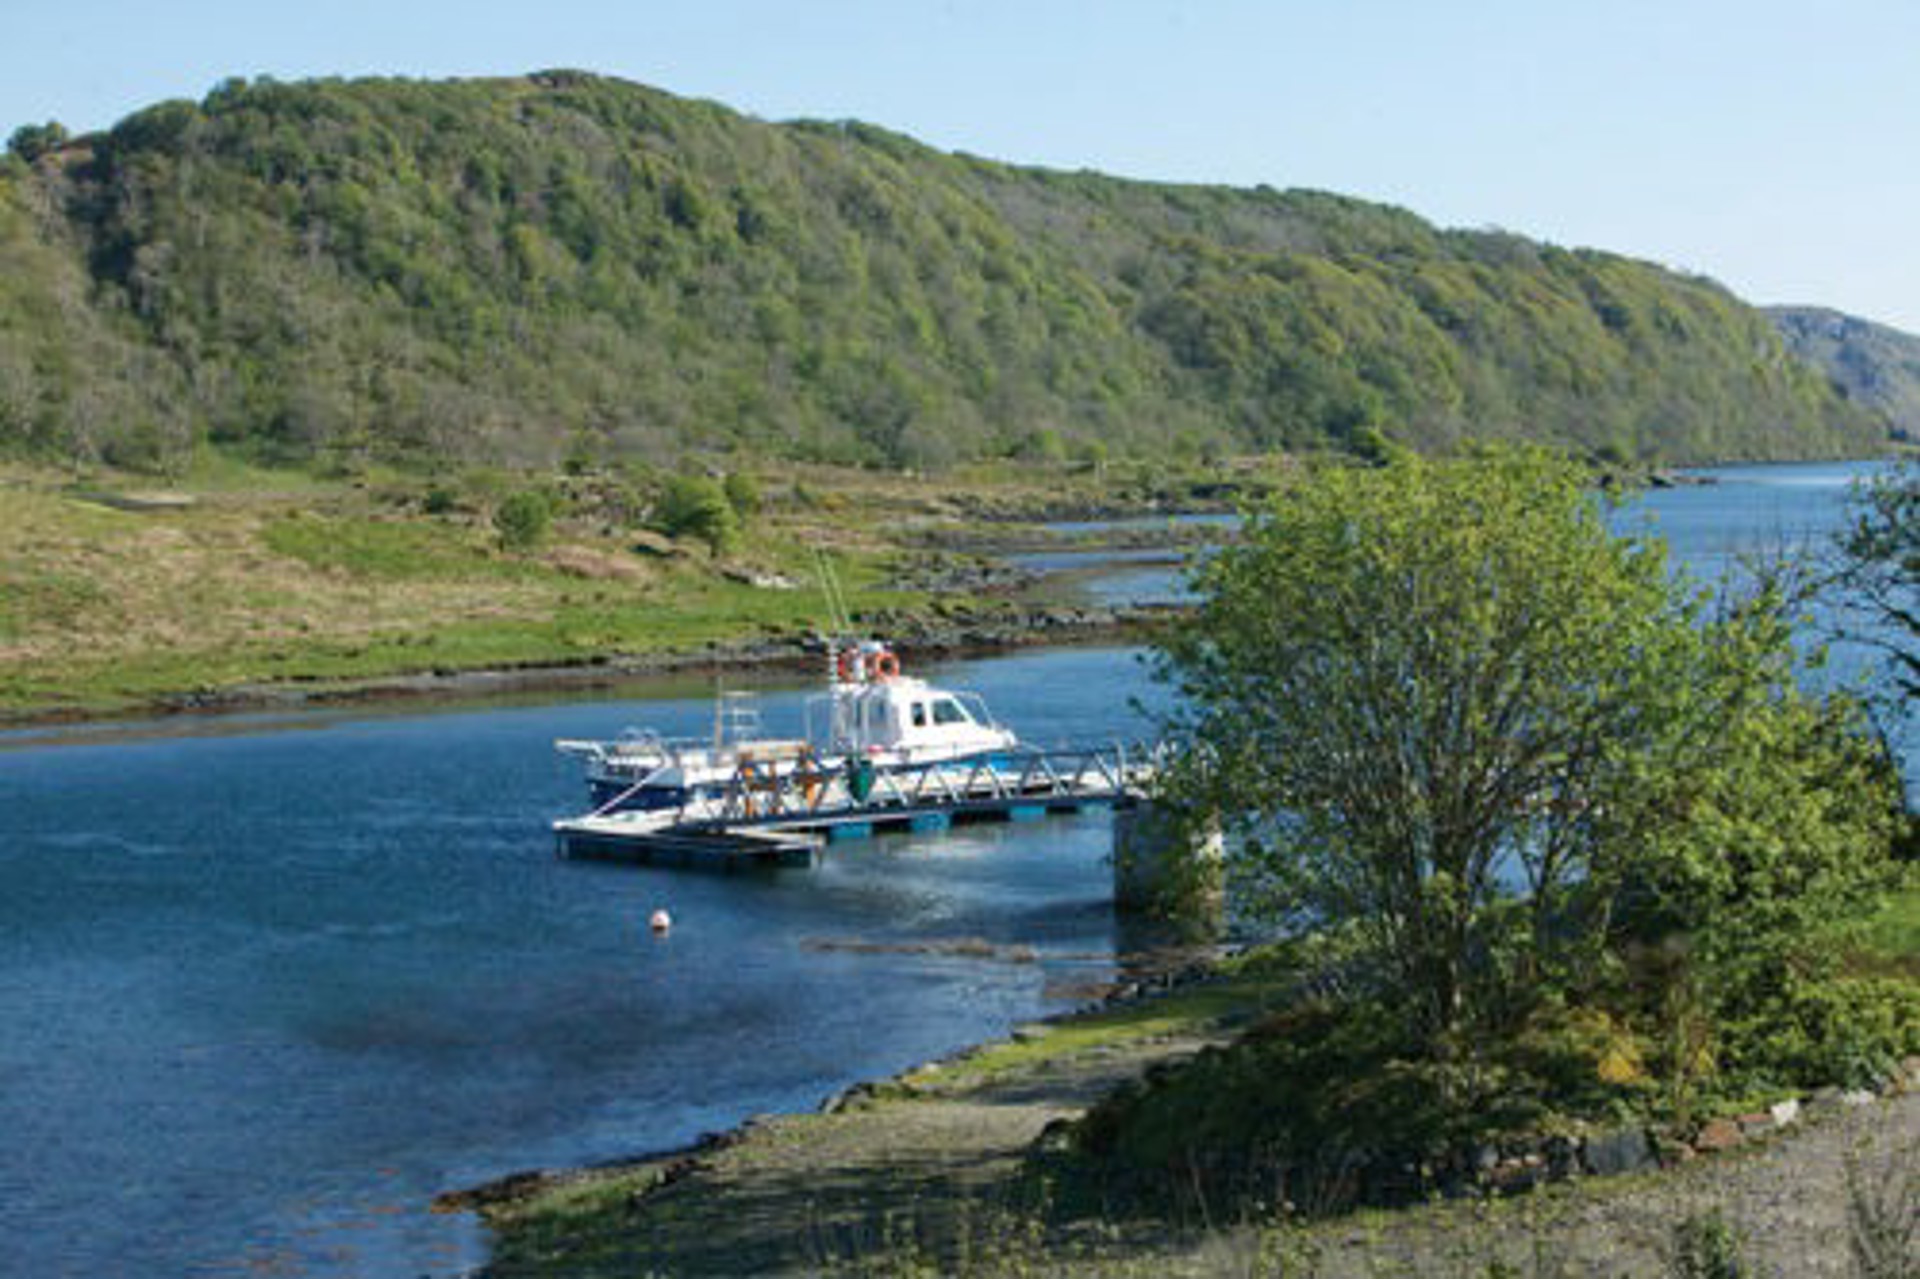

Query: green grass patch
[[0, 566, 111, 641], [902, 964, 1299, 1091], [260, 512, 537, 580]]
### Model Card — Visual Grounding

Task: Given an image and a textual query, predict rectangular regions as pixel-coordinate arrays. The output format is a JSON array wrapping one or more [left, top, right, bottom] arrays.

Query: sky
[[6, 0, 1919, 332]]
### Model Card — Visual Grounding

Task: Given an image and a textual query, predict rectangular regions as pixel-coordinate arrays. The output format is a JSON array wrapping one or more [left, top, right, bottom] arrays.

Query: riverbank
[[467, 941, 1920, 1277], [0, 600, 1176, 731], [0, 455, 1219, 727]]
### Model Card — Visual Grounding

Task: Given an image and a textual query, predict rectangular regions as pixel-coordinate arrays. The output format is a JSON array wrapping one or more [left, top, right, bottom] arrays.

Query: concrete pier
[[1112, 798, 1224, 929]]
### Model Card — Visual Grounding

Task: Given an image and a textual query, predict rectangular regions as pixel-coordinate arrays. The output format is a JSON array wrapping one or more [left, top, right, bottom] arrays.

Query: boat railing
[[685, 738, 1170, 828]]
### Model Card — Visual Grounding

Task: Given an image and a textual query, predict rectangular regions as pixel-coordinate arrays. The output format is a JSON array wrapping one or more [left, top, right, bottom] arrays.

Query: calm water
[[0, 461, 1902, 1276], [1023, 459, 1897, 613], [0, 649, 1163, 1276]]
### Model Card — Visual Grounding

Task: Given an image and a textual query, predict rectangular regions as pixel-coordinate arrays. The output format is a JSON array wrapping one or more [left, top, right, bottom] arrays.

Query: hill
[[0, 71, 1890, 473], [1769, 305, 1920, 439]]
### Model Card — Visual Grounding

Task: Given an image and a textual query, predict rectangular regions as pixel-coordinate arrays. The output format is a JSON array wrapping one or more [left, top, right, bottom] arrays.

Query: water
[[1023, 459, 1897, 612], [0, 649, 1163, 1276], [0, 462, 1904, 1275]]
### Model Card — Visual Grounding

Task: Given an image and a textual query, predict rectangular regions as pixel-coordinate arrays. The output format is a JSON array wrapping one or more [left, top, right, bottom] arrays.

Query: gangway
[[553, 740, 1170, 870]]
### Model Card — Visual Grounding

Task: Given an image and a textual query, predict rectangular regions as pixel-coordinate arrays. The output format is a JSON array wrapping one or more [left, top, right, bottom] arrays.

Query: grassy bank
[[0, 454, 1246, 722]]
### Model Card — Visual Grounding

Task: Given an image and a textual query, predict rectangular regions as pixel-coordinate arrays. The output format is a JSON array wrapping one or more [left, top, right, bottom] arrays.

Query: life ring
[[869, 651, 901, 681], [835, 650, 858, 682]]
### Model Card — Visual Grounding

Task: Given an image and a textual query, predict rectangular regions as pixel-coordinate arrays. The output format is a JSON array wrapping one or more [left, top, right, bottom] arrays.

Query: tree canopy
[[0, 73, 1888, 474], [1156, 450, 1903, 1069]]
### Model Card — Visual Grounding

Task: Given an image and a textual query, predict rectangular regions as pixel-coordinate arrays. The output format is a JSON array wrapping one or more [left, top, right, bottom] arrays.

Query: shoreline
[[434, 941, 1226, 1218], [457, 939, 1920, 1277], [0, 601, 1181, 734]]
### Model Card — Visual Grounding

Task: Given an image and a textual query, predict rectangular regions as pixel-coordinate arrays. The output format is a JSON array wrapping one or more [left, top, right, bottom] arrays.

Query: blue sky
[[7, 0, 1919, 331]]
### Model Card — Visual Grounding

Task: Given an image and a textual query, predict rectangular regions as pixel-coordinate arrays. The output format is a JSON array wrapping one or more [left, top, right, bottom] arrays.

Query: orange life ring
[[869, 651, 901, 681]]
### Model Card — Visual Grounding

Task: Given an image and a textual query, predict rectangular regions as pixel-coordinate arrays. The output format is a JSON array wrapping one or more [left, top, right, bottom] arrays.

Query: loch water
[[0, 461, 1903, 1276]]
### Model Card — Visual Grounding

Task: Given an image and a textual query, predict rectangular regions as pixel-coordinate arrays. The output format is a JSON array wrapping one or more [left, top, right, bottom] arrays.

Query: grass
[[892, 964, 1299, 1093], [0, 460, 1002, 720]]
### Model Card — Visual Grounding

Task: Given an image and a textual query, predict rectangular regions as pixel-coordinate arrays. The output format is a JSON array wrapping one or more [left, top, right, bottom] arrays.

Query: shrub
[[656, 474, 740, 557], [493, 490, 552, 552]]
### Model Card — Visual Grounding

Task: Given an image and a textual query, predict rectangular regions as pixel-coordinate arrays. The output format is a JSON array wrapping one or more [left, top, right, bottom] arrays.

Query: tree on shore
[[1155, 449, 1901, 1069], [1834, 461, 1919, 706]]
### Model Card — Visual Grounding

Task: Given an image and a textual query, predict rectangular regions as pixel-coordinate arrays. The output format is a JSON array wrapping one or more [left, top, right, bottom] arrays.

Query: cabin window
[[933, 699, 969, 726], [911, 702, 928, 728]]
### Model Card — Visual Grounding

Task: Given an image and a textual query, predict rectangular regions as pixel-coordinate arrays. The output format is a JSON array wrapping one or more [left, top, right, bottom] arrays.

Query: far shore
[[0, 602, 1177, 735]]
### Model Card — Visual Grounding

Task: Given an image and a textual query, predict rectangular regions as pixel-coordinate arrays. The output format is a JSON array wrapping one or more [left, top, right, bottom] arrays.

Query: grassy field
[[0, 467, 923, 718], [0, 453, 1262, 721]]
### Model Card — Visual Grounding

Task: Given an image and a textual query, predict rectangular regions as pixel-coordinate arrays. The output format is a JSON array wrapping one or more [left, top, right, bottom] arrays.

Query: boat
[[555, 640, 1019, 816]]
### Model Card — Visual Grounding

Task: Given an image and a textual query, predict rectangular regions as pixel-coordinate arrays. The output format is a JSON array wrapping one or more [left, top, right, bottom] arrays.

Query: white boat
[[555, 640, 1018, 817]]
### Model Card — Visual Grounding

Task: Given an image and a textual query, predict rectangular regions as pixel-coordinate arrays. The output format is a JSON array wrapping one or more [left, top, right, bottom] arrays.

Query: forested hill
[[0, 72, 1889, 472], [1769, 306, 1920, 439]]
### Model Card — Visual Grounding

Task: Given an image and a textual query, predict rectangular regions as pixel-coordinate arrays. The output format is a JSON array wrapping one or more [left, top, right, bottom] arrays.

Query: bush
[[656, 474, 740, 557], [493, 489, 552, 552], [722, 471, 760, 518]]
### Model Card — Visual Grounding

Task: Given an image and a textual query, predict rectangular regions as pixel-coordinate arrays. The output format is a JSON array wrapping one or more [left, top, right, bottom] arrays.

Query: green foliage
[[1061, 993, 1646, 1220], [0, 73, 1886, 474], [721, 471, 760, 518], [655, 473, 740, 556], [1156, 449, 1905, 1077], [6, 121, 68, 162], [492, 489, 553, 551]]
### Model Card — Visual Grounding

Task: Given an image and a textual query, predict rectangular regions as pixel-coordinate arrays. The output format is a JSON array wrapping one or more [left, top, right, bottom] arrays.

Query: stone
[[1582, 1126, 1654, 1177], [1694, 1118, 1743, 1153], [1768, 1098, 1801, 1128], [1841, 1088, 1878, 1107], [1736, 1111, 1775, 1139]]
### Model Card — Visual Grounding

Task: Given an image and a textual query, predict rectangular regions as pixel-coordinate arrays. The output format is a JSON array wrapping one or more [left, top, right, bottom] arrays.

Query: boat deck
[[553, 742, 1162, 870]]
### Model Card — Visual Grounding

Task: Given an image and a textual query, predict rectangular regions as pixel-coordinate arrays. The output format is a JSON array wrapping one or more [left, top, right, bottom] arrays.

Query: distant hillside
[[0, 72, 1888, 472], [1768, 306, 1920, 440]]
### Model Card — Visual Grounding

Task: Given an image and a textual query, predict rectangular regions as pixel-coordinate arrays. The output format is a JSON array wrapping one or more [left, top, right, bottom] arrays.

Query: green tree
[[492, 489, 552, 552], [1835, 461, 1919, 705], [7, 121, 69, 163], [1155, 449, 1895, 1062], [656, 474, 740, 557]]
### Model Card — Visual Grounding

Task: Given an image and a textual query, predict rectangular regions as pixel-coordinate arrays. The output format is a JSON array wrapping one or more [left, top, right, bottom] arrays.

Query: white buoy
[[648, 908, 673, 934]]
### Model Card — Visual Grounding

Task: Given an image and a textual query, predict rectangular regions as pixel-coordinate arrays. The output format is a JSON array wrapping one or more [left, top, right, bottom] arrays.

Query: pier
[[553, 741, 1166, 870]]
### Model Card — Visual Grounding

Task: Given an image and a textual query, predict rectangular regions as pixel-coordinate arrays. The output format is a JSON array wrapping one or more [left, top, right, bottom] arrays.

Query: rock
[[1769, 1098, 1801, 1128], [1737, 1111, 1776, 1139], [1841, 1088, 1878, 1107], [1583, 1126, 1655, 1177], [1694, 1118, 1743, 1153], [630, 529, 684, 558], [719, 565, 801, 590], [1033, 1118, 1075, 1155]]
